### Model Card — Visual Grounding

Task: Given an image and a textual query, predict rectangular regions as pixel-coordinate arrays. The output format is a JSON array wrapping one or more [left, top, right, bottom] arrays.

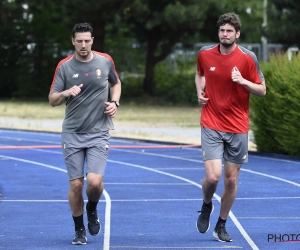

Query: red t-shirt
[[197, 44, 264, 133]]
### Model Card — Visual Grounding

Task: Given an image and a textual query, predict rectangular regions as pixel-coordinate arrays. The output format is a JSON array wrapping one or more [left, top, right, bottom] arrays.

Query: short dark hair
[[217, 13, 241, 32], [72, 23, 93, 38]]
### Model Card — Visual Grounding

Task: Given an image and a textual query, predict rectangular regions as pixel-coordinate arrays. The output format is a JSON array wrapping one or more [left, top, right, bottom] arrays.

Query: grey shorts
[[61, 131, 111, 180], [201, 127, 248, 164]]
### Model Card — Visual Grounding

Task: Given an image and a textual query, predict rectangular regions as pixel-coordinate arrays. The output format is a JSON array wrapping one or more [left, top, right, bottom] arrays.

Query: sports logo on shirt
[[209, 67, 216, 71], [95, 68, 102, 79], [72, 74, 79, 78]]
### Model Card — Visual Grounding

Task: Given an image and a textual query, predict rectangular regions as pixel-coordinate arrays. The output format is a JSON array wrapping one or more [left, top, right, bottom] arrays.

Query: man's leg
[[85, 173, 103, 236], [69, 178, 85, 216], [220, 161, 241, 219], [86, 173, 104, 202], [197, 159, 222, 233], [202, 159, 223, 203], [69, 178, 87, 245], [62, 132, 88, 244], [213, 161, 241, 242]]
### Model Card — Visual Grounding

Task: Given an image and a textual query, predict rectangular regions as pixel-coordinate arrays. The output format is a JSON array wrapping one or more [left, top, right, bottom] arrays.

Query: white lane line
[[109, 246, 242, 249], [103, 188, 111, 250], [0, 154, 111, 250], [250, 154, 300, 165], [0, 130, 61, 137], [112, 148, 202, 162], [112, 148, 300, 186], [241, 168, 300, 187], [2, 198, 202, 202], [2, 196, 300, 203], [108, 159, 259, 250], [236, 217, 300, 220], [236, 196, 300, 200], [112, 148, 300, 165], [156, 168, 202, 170], [104, 182, 193, 185], [3, 147, 298, 248], [1, 129, 300, 166], [0, 136, 60, 144]]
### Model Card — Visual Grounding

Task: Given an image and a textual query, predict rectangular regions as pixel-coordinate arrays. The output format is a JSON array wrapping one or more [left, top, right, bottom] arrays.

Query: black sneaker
[[72, 227, 87, 245], [213, 222, 232, 242], [196, 203, 214, 233], [86, 204, 101, 236]]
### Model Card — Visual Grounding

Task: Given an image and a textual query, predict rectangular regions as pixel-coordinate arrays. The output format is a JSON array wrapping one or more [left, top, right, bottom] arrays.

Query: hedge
[[250, 53, 300, 156]]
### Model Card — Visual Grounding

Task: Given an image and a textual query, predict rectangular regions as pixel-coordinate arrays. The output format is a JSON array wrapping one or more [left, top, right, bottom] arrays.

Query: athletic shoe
[[72, 227, 87, 245], [213, 222, 233, 242], [196, 203, 214, 233], [86, 204, 101, 236]]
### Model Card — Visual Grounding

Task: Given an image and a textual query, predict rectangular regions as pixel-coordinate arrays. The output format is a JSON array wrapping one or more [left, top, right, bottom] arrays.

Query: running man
[[195, 13, 266, 242], [49, 23, 121, 245]]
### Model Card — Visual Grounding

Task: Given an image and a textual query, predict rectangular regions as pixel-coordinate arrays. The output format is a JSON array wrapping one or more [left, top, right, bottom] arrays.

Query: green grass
[[0, 100, 65, 119], [0, 100, 201, 128], [0, 99, 258, 149]]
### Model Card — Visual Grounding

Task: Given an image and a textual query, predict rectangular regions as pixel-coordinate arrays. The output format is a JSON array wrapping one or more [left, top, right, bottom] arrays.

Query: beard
[[220, 38, 236, 48], [79, 50, 89, 57]]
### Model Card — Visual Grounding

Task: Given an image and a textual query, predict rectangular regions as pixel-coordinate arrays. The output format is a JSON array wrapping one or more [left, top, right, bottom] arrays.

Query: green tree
[[62, 0, 136, 78], [122, 0, 209, 95], [0, 0, 71, 98], [17, 0, 70, 98], [196, 0, 263, 43], [266, 0, 300, 47], [63, 0, 124, 52], [122, 0, 264, 95], [0, 0, 266, 99], [0, 0, 27, 97]]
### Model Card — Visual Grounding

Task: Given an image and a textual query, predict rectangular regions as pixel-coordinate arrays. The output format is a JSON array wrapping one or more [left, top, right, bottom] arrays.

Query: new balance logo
[[209, 67, 216, 71], [72, 74, 79, 78]]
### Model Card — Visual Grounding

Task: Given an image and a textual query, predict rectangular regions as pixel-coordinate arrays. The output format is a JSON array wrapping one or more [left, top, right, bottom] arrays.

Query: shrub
[[119, 72, 145, 99], [154, 58, 197, 105], [250, 53, 300, 156]]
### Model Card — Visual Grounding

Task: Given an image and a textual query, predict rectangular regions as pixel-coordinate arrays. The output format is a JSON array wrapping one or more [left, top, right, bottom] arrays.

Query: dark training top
[[50, 51, 119, 133]]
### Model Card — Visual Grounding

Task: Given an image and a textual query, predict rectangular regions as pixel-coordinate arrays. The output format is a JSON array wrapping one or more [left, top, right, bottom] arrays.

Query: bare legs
[[68, 173, 104, 216], [202, 160, 241, 219]]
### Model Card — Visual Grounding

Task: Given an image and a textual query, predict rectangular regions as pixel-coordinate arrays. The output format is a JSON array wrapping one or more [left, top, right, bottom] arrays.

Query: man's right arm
[[195, 73, 209, 106], [48, 91, 67, 107], [195, 73, 205, 97], [48, 84, 83, 107]]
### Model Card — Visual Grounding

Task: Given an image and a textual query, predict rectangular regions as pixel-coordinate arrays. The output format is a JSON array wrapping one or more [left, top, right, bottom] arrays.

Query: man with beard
[[49, 23, 121, 245], [195, 13, 266, 242]]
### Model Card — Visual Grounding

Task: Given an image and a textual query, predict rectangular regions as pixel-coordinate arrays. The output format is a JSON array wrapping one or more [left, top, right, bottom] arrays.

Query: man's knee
[[70, 178, 84, 193], [204, 175, 220, 186], [87, 173, 103, 190], [224, 177, 238, 191]]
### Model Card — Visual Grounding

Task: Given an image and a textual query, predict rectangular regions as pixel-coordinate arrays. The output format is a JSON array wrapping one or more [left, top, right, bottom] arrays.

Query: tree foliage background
[[0, 0, 296, 100]]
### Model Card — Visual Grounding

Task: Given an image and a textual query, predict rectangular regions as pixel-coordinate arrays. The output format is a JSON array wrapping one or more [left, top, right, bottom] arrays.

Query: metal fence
[[171, 42, 287, 62]]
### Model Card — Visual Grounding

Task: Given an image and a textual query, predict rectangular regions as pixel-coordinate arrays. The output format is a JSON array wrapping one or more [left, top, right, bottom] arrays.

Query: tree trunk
[[143, 55, 156, 95], [92, 19, 105, 52], [143, 30, 160, 95]]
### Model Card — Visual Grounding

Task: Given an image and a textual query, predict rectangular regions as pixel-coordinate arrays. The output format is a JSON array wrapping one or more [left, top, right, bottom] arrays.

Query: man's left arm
[[109, 79, 121, 103], [232, 66, 266, 97], [104, 79, 121, 118]]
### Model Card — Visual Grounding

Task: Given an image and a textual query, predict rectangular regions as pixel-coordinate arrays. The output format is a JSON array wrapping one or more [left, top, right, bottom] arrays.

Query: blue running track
[[0, 129, 300, 250]]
